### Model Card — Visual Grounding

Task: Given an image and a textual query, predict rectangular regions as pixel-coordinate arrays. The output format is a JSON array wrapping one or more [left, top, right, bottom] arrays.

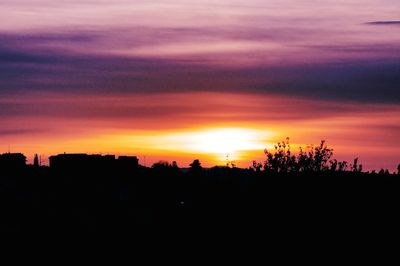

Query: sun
[[185, 128, 268, 160], [124, 127, 272, 164]]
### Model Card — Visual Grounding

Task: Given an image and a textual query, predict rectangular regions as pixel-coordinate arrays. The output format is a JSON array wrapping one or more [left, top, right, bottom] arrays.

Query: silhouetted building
[[49, 153, 138, 174], [0, 153, 27, 172], [117, 156, 139, 170], [49, 154, 112, 173]]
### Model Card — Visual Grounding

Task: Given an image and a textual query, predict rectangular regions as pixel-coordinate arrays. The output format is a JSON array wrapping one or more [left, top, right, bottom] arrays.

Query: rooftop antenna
[[8, 144, 10, 153]]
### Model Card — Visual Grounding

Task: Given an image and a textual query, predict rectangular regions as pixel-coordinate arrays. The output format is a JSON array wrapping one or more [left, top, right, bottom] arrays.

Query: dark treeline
[[256, 138, 370, 173], [0, 139, 399, 232]]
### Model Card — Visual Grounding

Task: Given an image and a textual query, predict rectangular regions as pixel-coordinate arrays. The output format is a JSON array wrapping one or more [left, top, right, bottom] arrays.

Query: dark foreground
[[1, 166, 399, 233]]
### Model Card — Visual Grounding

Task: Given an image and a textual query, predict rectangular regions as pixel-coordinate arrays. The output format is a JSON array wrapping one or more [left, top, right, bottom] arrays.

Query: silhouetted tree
[[264, 139, 338, 173], [397, 164, 400, 175], [252, 161, 263, 173], [385, 169, 390, 175], [311, 140, 333, 172], [298, 146, 312, 172], [262, 138, 367, 175], [225, 154, 237, 168], [171, 161, 179, 169], [189, 159, 202, 175], [264, 137, 296, 173], [152, 160, 180, 172], [338, 161, 348, 172], [152, 161, 170, 169], [34, 154, 39, 167], [329, 159, 338, 172], [351, 158, 362, 173]]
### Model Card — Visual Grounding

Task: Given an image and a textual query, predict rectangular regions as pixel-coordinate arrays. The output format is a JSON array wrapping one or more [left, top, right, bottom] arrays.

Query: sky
[[0, 0, 399, 170]]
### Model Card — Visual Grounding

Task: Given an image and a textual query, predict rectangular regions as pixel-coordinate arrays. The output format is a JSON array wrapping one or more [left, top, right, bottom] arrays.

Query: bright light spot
[[158, 128, 271, 162], [187, 128, 264, 154], [116, 127, 273, 164]]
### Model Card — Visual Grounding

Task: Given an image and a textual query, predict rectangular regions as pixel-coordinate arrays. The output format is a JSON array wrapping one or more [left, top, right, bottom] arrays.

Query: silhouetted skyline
[[1, 137, 398, 174], [1, 142, 399, 232]]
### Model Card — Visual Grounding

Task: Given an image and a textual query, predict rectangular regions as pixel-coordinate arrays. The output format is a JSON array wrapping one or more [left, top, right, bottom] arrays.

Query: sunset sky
[[1, 0, 399, 170]]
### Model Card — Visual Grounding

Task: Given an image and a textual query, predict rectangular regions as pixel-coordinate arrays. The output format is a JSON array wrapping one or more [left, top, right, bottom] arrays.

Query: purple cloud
[[366, 21, 400, 25]]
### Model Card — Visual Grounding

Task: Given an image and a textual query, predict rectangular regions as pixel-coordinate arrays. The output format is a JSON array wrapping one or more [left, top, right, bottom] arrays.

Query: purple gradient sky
[[0, 0, 399, 170]]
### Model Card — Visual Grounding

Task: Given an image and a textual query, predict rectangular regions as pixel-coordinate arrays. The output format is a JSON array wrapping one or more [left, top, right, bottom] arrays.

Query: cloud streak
[[366, 21, 400, 25], [0, 31, 399, 103]]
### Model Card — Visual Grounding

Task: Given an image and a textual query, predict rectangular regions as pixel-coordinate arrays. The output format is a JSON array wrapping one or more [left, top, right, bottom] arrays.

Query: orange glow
[[150, 128, 272, 161], [41, 127, 274, 166], [1, 91, 399, 170]]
